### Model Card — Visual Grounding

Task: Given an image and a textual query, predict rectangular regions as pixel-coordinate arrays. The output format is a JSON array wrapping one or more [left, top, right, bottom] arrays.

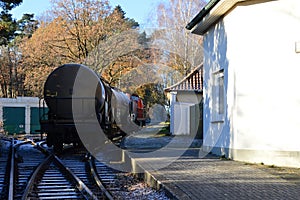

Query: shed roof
[[164, 64, 203, 93], [186, 0, 273, 35]]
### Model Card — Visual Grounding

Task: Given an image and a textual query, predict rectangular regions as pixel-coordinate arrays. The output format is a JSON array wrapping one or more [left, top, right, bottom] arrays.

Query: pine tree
[[0, 0, 22, 45]]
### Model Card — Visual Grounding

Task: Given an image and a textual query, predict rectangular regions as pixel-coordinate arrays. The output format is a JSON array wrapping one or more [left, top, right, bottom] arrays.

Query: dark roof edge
[[186, 0, 221, 30]]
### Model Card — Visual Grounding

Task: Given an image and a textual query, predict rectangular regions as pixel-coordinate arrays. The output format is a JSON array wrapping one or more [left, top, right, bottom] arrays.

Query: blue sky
[[11, 0, 162, 25], [109, 0, 161, 26], [11, 0, 51, 20]]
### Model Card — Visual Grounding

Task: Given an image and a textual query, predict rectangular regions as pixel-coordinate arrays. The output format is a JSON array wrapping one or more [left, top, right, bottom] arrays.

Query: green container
[[3, 107, 25, 134], [30, 107, 41, 134]]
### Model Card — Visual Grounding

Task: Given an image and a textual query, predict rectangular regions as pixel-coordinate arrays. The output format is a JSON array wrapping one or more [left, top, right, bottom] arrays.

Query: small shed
[[0, 97, 42, 134], [165, 65, 203, 138]]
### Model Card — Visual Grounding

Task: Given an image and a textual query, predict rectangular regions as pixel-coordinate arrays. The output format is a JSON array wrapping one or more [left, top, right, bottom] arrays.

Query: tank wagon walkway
[[122, 133, 300, 199]]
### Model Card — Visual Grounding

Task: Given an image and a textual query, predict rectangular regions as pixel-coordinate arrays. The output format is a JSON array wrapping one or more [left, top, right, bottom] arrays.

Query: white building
[[187, 0, 300, 167], [0, 97, 41, 134], [165, 65, 203, 138]]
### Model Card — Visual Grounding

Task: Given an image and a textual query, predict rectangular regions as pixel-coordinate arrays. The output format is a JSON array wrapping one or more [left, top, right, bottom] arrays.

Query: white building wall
[[173, 102, 197, 136], [203, 0, 300, 167], [0, 97, 40, 134], [169, 91, 202, 136], [176, 92, 202, 104]]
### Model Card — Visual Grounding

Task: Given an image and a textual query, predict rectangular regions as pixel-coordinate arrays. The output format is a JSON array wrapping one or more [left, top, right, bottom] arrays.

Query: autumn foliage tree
[[0, 0, 205, 111], [19, 0, 138, 96]]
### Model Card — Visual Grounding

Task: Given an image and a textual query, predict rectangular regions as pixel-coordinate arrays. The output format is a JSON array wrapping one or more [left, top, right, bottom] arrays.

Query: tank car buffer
[[40, 63, 146, 153]]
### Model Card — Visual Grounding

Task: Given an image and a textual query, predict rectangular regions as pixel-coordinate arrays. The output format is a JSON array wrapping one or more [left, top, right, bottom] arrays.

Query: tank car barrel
[[41, 63, 146, 153], [41, 64, 106, 150]]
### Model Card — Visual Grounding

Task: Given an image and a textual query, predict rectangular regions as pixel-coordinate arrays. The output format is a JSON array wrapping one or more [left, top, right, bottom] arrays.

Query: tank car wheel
[[73, 141, 83, 149], [53, 143, 63, 154], [46, 139, 52, 148]]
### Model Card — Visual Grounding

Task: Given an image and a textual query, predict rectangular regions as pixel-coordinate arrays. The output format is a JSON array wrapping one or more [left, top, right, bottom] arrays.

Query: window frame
[[211, 69, 225, 123]]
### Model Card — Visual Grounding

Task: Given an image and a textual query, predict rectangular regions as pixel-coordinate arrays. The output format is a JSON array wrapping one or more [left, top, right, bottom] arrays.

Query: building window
[[212, 69, 225, 122], [218, 73, 224, 114]]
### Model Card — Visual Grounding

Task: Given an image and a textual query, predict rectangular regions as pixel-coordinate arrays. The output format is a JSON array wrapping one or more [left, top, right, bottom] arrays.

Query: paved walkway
[[121, 125, 300, 200], [127, 148, 300, 200]]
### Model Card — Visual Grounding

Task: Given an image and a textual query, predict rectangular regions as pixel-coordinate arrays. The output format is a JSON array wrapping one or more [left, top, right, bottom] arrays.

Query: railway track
[[0, 138, 12, 199], [0, 138, 167, 199], [20, 144, 104, 199], [58, 147, 142, 199], [2, 139, 125, 199], [23, 154, 97, 199], [14, 140, 47, 199], [58, 148, 106, 199], [92, 157, 124, 197]]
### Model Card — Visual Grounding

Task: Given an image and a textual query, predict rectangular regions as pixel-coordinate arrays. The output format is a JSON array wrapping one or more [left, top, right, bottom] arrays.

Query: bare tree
[[84, 29, 146, 75], [149, 0, 205, 76]]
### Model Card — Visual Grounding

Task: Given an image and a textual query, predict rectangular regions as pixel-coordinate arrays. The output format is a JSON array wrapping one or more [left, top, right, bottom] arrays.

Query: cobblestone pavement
[[128, 149, 300, 200]]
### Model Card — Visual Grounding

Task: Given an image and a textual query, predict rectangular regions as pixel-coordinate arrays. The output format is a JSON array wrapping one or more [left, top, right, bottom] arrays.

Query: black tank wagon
[[40, 64, 145, 152]]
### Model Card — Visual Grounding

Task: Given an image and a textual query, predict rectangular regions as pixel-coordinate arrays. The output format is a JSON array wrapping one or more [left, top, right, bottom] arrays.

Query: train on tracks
[[40, 63, 146, 152]]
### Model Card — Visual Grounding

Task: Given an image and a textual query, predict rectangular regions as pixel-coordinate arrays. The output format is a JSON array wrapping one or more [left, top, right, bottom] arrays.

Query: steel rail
[[8, 138, 37, 200], [39, 141, 99, 199], [89, 155, 114, 200], [8, 138, 14, 200], [53, 155, 99, 200], [21, 154, 53, 200], [35, 140, 50, 155], [22, 141, 99, 199]]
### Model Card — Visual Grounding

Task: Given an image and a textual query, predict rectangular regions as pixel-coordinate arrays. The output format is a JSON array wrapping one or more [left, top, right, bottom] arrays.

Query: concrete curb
[[122, 149, 184, 200]]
